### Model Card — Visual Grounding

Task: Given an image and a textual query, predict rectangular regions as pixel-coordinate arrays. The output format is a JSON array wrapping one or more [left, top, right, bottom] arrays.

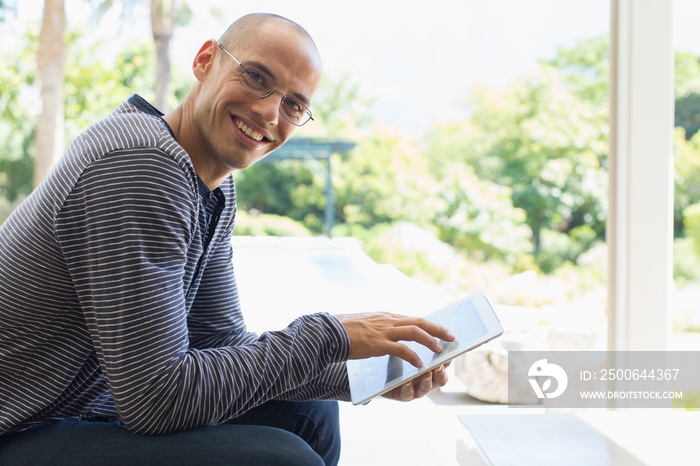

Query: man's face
[[193, 23, 321, 174]]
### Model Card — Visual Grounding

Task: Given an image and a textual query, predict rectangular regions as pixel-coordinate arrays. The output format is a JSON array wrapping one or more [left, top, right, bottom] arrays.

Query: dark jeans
[[0, 400, 341, 466]]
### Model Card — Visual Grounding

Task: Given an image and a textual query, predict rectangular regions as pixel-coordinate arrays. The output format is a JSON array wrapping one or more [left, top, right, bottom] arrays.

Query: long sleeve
[[187, 232, 258, 349], [188, 235, 352, 402], [55, 149, 350, 435]]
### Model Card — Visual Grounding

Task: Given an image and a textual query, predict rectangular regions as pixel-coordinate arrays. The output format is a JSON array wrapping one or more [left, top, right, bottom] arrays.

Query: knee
[[317, 400, 340, 433], [262, 427, 325, 466], [305, 400, 340, 443], [306, 401, 341, 466]]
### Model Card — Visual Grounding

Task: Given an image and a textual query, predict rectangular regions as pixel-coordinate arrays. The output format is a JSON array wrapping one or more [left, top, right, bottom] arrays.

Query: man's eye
[[245, 69, 268, 88], [283, 98, 303, 114]]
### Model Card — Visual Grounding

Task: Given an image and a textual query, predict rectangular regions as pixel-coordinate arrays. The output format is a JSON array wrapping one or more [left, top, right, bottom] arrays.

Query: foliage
[[233, 210, 312, 237], [427, 67, 608, 259], [332, 223, 448, 283], [235, 129, 433, 236], [238, 37, 617, 272], [65, 35, 191, 133], [64, 36, 158, 142], [675, 51, 700, 99], [684, 203, 700, 258], [431, 164, 532, 263], [551, 252, 606, 298], [675, 93, 700, 141], [0, 25, 189, 215], [4, 15, 700, 282], [674, 238, 700, 285], [674, 128, 700, 235], [233, 72, 380, 235], [233, 160, 324, 233], [535, 225, 598, 274], [422, 36, 613, 270], [0, 25, 38, 202], [675, 52, 700, 140], [331, 131, 431, 229], [673, 389, 700, 410], [544, 35, 609, 111], [308, 72, 375, 138]]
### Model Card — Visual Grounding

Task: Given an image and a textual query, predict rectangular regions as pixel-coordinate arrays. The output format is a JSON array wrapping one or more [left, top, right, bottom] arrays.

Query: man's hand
[[336, 312, 455, 368], [382, 362, 451, 402]]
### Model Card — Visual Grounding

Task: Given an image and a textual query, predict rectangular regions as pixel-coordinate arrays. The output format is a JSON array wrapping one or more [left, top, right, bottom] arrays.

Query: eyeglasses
[[218, 43, 314, 127]]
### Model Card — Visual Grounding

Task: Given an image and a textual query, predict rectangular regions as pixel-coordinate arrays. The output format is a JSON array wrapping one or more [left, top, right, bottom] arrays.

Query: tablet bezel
[[346, 291, 503, 405]]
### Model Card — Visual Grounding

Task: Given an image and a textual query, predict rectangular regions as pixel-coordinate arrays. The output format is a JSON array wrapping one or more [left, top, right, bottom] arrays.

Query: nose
[[250, 90, 283, 125]]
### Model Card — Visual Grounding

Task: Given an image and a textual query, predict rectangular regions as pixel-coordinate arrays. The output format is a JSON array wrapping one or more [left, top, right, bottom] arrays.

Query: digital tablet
[[347, 291, 503, 405]]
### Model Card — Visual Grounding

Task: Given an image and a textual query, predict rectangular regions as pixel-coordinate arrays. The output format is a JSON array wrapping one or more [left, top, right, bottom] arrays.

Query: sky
[[4, 0, 700, 137]]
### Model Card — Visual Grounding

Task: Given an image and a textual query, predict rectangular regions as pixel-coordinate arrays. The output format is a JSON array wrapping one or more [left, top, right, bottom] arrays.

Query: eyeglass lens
[[239, 68, 310, 125]]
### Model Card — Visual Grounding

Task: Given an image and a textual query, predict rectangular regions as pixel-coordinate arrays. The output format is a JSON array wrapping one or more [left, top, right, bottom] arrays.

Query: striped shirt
[[0, 95, 351, 436]]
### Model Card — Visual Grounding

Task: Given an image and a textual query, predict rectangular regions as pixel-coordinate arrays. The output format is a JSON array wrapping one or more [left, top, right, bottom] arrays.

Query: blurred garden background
[[1, 0, 699, 333]]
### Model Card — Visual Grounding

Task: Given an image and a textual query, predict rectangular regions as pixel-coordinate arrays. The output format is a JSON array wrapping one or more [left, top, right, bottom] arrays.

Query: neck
[[163, 87, 229, 190]]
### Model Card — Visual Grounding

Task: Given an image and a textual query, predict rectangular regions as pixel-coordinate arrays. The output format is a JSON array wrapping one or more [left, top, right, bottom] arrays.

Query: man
[[0, 13, 453, 465]]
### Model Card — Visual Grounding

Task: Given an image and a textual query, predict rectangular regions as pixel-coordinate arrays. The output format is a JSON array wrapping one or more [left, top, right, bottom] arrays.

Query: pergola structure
[[262, 137, 356, 238]]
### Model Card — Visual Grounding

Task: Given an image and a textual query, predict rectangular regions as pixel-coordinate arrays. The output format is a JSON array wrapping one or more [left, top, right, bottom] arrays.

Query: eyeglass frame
[[217, 43, 314, 127]]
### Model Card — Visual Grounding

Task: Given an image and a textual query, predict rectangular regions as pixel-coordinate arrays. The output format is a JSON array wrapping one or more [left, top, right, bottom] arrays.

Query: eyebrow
[[245, 60, 312, 107]]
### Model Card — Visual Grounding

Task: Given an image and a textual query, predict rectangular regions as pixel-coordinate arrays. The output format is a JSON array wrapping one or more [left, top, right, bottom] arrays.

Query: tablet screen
[[347, 291, 503, 405]]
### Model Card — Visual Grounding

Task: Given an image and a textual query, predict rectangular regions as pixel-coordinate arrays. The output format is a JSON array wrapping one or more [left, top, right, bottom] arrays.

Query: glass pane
[[0, 1, 615, 462], [232, 2, 610, 338], [672, 0, 700, 346]]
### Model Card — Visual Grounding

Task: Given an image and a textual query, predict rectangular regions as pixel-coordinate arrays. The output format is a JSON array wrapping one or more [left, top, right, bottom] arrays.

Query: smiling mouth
[[234, 118, 265, 142]]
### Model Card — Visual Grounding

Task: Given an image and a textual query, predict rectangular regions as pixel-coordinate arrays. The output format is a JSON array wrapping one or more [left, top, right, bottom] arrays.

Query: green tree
[[424, 36, 610, 271], [331, 131, 430, 229], [545, 35, 609, 111], [684, 203, 700, 258], [433, 67, 608, 253], [426, 37, 700, 271], [0, 30, 36, 202], [675, 127, 700, 235], [432, 163, 532, 263], [64, 38, 160, 141], [674, 51, 700, 99], [233, 160, 322, 231], [548, 38, 700, 240], [234, 130, 434, 236], [671, 51, 700, 241], [234, 73, 380, 234], [674, 52, 700, 140], [0, 28, 183, 219], [675, 93, 700, 141], [88, 0, 192, 112], [307, 72, 375, 138]]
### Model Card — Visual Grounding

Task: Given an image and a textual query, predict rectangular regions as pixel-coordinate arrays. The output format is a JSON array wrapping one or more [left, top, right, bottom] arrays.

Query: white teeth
[[235, 119, 263, 141]]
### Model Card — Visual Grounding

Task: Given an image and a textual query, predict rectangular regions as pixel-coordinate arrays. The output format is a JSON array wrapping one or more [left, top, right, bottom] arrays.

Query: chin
[[231, 156, 266, 171]]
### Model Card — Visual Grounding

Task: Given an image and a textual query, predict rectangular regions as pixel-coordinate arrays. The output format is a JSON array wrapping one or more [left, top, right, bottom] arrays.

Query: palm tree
[[150, 0, 177, 112], [32, 0, 191, 187], [35, 0, 65, 187], [92, 0, 191, 112]]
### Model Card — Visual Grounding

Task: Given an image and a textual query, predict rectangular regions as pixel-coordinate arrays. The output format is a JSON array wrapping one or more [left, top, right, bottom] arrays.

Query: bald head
[[218, 13, 320, 65]]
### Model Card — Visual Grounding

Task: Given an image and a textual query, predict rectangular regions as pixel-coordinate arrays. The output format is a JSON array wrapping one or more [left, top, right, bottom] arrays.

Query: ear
[[192, 39, 217, 82]]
